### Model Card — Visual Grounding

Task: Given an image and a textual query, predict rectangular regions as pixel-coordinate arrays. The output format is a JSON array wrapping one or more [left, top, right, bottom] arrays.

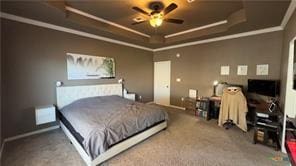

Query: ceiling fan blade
[[132, 7, 150, 16], [131, 21, 147, 25], [164, 18, 184, 24], [163, 3, 178, 15]]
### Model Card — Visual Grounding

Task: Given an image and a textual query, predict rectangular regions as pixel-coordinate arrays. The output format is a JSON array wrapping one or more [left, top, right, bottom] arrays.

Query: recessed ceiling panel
[[68, 0, 244, 36], [1, 0, 291, 49]]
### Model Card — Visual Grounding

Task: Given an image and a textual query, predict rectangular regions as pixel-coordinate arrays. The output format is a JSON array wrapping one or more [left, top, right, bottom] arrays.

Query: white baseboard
[[168, 105, 186, 110], [4, 125, 60, 143], [146, 101, 155, 105], [147, 101, 185, 110], [0, 125, 60, 160]]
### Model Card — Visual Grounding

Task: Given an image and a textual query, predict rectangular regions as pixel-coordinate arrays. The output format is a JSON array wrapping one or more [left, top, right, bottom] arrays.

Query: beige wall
[[280, 10, 296, 117], [0, 12, 290, 140], [154, 31, 283, 107], [1, 19, 154, 138]]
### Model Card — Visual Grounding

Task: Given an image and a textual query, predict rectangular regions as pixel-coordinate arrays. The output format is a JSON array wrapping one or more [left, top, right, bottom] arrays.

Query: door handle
[[166, 85, 169, 88]]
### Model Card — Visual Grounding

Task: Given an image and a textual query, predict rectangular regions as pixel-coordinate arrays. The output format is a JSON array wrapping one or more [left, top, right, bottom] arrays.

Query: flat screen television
[[248, 79, 280, 97]]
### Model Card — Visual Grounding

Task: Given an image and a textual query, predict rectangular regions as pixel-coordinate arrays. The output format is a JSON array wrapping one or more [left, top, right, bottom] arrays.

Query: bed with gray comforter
[[60, 95, 168, 160]]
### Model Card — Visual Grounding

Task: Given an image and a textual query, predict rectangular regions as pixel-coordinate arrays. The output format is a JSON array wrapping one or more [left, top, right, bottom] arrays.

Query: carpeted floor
[[1, 106, 289, 166]]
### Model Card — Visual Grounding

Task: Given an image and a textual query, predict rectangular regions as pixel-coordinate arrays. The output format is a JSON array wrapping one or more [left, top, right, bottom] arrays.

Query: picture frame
[[66, 53, 115, 80]]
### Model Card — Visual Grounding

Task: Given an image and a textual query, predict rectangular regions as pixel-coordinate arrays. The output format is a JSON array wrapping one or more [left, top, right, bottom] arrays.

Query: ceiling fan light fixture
[[149, 13, 163, 28], [187, 0, 195, 3]]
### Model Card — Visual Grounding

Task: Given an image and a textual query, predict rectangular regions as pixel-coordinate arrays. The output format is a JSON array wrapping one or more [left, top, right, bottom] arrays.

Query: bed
[[56, 83, 168, 166]]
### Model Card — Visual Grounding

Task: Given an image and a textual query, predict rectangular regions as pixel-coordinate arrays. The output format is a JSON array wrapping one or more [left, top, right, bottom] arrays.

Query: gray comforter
[[60, 95, 168, 160]]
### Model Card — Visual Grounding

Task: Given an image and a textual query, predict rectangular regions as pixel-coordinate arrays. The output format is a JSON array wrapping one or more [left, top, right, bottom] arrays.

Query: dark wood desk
[[250, 102, 281, 150]]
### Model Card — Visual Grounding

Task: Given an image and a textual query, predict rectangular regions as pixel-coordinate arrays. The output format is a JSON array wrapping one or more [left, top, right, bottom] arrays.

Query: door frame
[[154, 61, 171, 106], [282, 36, 296, 153]]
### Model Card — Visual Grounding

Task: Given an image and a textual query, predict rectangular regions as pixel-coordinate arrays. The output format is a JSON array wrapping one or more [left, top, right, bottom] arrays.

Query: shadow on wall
[[8, 107, 58, 137]]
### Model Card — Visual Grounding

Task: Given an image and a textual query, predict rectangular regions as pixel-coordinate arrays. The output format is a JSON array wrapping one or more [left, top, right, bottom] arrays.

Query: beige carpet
[[1, 106, 289, 166]]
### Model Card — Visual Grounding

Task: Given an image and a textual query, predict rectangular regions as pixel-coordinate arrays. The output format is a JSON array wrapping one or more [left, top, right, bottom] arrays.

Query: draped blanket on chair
[[218, 87, 248, 132]]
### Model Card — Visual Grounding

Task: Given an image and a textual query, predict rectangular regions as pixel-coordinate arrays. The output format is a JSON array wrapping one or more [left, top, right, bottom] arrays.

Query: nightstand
[[35, 105, 56, 125], [123, 88, 136, 101], [124, 93, 136, 101]]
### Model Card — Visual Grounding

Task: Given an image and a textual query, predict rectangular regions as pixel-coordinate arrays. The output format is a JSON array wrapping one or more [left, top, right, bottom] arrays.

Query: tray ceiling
[[1, 0, 291, 48], [68, 0, 244, 35]]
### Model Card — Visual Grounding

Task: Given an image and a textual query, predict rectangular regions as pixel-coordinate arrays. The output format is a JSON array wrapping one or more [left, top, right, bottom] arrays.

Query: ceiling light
[[187, 0, 195, 3], [149, 13, 163, 28]]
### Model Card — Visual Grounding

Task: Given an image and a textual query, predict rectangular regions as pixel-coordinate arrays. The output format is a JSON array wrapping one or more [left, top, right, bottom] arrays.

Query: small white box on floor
[[35, 105, 56, 125]]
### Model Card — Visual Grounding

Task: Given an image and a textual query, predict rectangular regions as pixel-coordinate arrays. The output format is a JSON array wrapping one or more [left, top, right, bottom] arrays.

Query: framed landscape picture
[[67, 53, 115, 80]]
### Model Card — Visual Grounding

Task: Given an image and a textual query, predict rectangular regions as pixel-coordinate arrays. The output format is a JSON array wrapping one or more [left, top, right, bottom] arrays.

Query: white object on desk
[[35, 105, 56, 125], [256, 112, 269, 118]]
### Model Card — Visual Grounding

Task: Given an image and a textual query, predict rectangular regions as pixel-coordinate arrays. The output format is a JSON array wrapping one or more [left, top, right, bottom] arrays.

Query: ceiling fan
[[132, 2, 184, 28]]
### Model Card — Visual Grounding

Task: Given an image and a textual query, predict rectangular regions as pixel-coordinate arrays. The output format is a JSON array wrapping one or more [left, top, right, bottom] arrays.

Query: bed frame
[[56, 83, 167, 166]]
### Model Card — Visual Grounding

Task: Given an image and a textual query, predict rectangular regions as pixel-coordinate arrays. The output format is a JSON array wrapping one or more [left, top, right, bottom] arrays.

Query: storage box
[[256, 129, 265, 142]]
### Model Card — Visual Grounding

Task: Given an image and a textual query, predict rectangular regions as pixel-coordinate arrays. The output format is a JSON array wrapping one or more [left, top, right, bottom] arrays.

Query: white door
[[154, 61, 171, 106]]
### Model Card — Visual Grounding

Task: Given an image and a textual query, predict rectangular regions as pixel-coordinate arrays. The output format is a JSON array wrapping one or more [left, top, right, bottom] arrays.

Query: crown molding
[[1, 0, 295, 53], [0, 12, 153, 51], [0, 12, 285, 53], [153, 0, 295, 51], [281, 0, 296, 28], [165, 20, 228, 38], [153, 26, 283, 52], [65, 6, 151, 38]]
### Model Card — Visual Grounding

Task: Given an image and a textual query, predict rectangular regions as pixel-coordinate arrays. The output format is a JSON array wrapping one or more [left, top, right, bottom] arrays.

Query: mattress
[[60, 95, 168, 160], [59, 112, 84, 146]]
